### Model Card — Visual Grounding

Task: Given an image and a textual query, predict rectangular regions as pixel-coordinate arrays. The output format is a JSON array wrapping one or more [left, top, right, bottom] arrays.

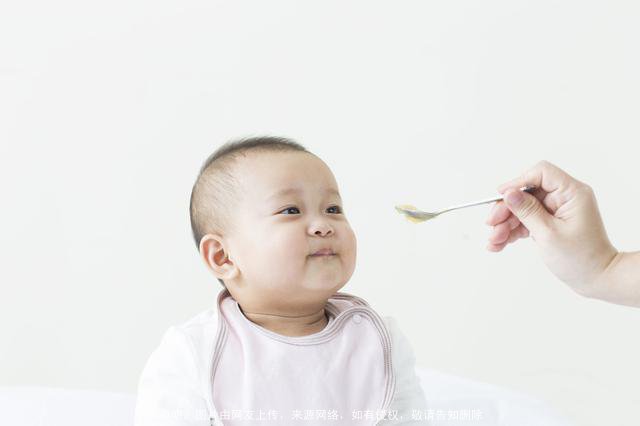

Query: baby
[[134, 136, 428, 425]]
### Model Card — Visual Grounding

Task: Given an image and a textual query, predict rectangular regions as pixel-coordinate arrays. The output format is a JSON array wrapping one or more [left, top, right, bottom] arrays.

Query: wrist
[[584, 247, 622, 300]]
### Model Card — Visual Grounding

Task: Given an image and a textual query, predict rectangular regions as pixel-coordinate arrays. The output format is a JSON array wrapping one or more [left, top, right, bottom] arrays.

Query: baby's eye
[[277, 206, 343, 215], [279, 206, 300, 215]]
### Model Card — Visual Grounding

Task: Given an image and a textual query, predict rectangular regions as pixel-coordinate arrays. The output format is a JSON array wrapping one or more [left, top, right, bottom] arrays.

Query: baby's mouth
[[310, 253, 337, 258], [310, 248, 336, 256]]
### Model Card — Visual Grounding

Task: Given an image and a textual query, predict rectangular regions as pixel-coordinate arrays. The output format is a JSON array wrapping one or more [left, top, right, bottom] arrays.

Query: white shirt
[[134, 290, 428, 426]]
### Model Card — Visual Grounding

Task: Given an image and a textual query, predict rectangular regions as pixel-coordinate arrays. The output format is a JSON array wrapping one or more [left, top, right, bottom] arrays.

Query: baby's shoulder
[[158, 307, 220, 372], [378, 314, 416, 360], [176, 307, 219, 340]]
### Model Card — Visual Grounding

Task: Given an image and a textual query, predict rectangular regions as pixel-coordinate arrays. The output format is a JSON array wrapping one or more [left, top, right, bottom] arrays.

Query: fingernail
[[505, 190, 524, 207]]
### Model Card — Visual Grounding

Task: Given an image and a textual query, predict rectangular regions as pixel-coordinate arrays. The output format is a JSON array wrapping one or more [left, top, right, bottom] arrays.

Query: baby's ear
[[199, 234, 238, 280]]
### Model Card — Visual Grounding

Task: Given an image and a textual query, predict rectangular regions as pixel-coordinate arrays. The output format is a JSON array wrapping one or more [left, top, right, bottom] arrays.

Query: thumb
[[503, 188, 553, 237]]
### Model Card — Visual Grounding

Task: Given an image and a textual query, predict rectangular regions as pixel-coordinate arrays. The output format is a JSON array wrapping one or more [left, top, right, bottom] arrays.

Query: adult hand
[[485, 160, 619, 299]]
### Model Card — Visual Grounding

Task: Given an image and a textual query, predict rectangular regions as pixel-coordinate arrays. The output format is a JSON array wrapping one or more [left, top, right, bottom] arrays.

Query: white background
[[1, 1, 639, 425]]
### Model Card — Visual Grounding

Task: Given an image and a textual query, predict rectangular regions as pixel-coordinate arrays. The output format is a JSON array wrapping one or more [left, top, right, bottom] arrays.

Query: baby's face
[[222, 151, 357, 311]]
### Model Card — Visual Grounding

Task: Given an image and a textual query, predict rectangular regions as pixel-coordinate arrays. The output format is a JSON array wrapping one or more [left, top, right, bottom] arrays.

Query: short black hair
[[189, 135, 311, 287]]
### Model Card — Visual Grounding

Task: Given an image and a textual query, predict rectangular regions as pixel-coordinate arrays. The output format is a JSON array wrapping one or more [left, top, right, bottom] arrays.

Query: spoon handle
[[440, 185, 536, 214]]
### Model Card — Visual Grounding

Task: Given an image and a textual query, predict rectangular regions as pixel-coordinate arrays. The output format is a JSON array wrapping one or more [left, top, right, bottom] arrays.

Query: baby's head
[[189, 136, 357, 313]]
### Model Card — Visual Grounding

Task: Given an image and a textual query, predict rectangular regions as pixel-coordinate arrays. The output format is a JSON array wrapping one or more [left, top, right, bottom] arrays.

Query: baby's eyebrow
[[265, 187, 341, 202]]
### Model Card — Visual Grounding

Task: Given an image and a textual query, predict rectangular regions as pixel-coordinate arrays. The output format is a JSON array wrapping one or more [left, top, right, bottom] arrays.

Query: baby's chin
[[297, 276, 348, 296]]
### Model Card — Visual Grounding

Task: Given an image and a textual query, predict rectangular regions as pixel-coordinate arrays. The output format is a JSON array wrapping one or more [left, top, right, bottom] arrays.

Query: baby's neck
[[239, 305, 329, 337]]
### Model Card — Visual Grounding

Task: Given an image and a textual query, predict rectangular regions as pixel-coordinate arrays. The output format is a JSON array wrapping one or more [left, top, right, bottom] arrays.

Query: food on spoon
[[394, 204, 429, 224]]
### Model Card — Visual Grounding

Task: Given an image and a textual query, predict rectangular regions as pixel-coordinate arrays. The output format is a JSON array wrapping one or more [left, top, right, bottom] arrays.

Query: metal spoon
[[395, 185, 537, 223]]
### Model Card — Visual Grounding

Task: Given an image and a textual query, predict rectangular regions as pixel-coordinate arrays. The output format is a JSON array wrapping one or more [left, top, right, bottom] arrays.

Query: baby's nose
[[313, 224, 334, 237]]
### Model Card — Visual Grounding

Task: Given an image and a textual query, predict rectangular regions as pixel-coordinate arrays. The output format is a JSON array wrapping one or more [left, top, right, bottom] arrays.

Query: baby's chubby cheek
[[344, 225, 357, 261], [345, 241, 357, 279]]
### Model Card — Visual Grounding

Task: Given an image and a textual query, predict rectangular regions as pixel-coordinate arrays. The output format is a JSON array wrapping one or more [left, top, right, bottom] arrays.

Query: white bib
[[210, 289, 396, 425]]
